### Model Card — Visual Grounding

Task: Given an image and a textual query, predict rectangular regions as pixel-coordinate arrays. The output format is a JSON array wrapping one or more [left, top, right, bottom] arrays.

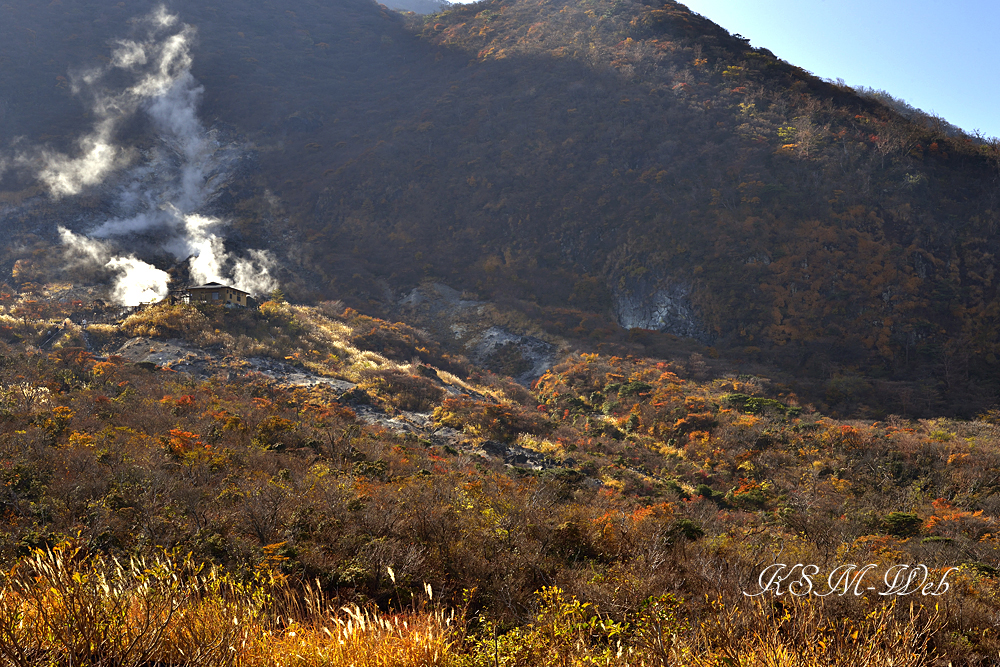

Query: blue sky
[[660, 0, 1000, 139]]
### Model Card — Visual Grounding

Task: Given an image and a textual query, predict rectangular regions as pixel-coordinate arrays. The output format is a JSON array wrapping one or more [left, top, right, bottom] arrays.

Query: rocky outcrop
[[114, 337, 358, 390], [396, 282, 558, 385], [468, 326, 554, 385], [613, 278, 708, 342], [474, 440, 557, 471]]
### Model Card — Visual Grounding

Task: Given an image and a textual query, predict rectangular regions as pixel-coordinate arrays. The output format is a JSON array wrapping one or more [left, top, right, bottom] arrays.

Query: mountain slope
[[307, 0, 1000, 414], [1, 292, 1000, 661], [2, 0, 1000, 415]]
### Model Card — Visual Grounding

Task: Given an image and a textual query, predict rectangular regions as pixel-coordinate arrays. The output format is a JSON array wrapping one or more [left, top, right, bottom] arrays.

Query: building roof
[[186, 282, 250, 295]]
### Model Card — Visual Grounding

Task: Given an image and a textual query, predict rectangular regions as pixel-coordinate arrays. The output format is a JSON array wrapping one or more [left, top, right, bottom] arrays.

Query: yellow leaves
[[947, 452, 969, 465], [51, 405, 75, 421], [91, 360, 119, 377], [211, 409, 245, 432], [830, 477, 852, 493], [67, 430, 96, 448], [929, 428, 954, 442], [684, 395, 710, 412], [639, 167, 669, 183]]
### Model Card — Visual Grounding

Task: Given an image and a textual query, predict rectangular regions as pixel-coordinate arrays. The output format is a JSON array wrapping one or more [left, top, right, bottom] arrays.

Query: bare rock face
[[613, 278, 708, 341], [114, 337, 359, 390], [474, 440, 556, 470], [469, 326, 554, 386], [396, 282, 558, 385]]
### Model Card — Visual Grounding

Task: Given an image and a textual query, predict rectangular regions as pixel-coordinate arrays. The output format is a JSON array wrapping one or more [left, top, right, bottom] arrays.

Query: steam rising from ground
[[14, 6, 278, 305], [58, 227, 171, 306], [24, 7, 186, 199]]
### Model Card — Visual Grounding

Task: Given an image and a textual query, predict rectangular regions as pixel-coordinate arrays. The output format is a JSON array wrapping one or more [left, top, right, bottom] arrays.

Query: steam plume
[[58, 227, 170, 305], [20, 8, 193, 198], [11, 6, 279, 305]]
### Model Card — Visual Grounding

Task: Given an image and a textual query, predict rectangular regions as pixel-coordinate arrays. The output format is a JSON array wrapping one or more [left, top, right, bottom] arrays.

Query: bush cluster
[[1, 300, 999, 662]]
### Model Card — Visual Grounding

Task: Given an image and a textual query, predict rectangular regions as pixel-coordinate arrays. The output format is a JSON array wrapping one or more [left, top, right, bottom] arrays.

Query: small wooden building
[[184, 282, 255, 308]]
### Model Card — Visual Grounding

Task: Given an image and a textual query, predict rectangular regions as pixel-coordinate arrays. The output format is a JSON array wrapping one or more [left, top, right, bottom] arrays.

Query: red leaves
[[161, 394, 197, 415], [166, 428, 204, 455]]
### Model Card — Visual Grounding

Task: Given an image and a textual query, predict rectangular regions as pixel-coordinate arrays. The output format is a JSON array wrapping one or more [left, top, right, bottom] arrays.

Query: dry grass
[[237, 605, 455, 667], [109, 301, 413, 381], [681, 595, 941, 667], [0, 543, 455, 667], [0, 543, 947, 666]]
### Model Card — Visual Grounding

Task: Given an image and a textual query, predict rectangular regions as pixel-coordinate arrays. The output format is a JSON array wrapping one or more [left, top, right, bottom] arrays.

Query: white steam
[[232, 250, 280, 296], [59, 227, 170, 305], [21, 12, 196, 198], [106, 257, 172, 305], [13, 6, 279, 305], [31, 118, 126, 198]]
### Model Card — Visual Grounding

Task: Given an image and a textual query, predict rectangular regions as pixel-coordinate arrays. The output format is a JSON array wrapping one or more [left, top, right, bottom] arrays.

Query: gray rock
[[613, 278, 708, 341], [245, 357, 356, 390], [468, 326, 555, 385], [473, 439, 558, 471]]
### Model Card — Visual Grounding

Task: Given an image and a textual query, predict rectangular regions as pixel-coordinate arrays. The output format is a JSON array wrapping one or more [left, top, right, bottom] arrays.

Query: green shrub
[[724, 392, 800, 417], [882, 512, 922, 537]]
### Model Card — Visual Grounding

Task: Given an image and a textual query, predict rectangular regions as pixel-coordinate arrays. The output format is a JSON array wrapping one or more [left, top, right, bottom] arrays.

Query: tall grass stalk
[[0, 542, 455, 666]]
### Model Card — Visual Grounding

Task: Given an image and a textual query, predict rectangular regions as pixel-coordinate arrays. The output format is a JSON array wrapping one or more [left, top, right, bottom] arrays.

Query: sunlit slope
[[2, 293, 1000, 662], [2, 0, 1000, 413]]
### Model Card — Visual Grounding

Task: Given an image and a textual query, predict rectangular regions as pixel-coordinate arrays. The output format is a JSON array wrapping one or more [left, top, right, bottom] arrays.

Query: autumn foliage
[[0, 289, 998, 662]]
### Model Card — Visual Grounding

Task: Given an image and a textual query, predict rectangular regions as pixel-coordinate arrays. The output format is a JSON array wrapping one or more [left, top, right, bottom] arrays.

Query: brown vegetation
[[3, 0, 1000, 414], [0, 299, 997, 662]]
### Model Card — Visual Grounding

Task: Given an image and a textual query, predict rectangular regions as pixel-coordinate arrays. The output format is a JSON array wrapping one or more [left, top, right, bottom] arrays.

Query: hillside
[[4, 3, 1000, 661], [2, 0, 1000, 418], [0, 292, 999, 663]]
